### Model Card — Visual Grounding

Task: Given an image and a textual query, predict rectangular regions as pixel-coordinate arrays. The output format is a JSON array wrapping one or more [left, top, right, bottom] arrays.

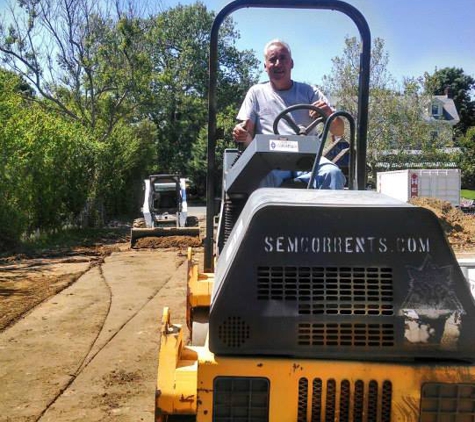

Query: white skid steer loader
[[130, 174, 200, 248]]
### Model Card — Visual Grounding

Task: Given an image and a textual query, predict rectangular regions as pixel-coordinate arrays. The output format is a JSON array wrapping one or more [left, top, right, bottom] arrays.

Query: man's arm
[[232, 118, 255, 147]]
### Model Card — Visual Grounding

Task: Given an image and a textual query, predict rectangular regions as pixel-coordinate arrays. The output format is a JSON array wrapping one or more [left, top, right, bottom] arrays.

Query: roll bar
[[204, 0, 371, 271]]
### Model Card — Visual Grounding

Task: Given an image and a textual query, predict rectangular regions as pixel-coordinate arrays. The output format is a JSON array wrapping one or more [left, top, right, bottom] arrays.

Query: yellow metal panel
[[156, 308, 198, 416], [194, 350, 475, 422], [156, 309, 475, 422], [187, 248, 213, 309], [188, 271, 213, 308]]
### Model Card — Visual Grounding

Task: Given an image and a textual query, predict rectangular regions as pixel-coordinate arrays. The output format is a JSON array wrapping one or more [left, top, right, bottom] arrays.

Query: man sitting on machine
[[232, 39, 346, 189]]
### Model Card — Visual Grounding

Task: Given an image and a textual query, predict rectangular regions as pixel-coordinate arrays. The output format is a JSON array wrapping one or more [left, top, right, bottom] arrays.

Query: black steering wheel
[[273, 104, 328, 135]]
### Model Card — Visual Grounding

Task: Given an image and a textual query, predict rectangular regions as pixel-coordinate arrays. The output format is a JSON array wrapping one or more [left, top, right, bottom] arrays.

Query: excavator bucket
[[130, 225, 201, 248]]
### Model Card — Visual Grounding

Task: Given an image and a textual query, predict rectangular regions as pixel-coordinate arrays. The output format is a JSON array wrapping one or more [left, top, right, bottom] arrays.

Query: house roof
[[432, 95, 460, 124]]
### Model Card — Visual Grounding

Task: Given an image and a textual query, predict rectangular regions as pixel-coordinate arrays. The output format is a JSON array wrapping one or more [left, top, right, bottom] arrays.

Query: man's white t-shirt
[[236, 81, 330, 135], [235, 80, 345, 189]]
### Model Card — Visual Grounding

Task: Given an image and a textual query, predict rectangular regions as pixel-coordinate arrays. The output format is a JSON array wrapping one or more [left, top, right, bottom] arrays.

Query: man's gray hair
[[263, 39, 292, 59]]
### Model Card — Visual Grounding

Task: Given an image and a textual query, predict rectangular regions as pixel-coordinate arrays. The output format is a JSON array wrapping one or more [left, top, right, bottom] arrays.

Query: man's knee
[[318, 164, 346, 190]]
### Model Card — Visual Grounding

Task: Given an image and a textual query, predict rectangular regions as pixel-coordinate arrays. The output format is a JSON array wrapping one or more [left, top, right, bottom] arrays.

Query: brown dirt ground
[[0, 244, 122, 332], [409, 197, 475, 253], [1, 246, 189, 421], [1, 199, 473, 333], [0, 217, 205, 333]]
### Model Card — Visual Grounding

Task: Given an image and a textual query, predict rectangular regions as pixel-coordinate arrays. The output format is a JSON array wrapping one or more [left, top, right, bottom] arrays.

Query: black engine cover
[[209, 189, 475, 361]]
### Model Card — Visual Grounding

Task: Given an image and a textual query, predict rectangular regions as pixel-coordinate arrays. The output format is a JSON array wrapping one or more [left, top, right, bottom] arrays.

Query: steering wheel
[[273, 104, 328, 135]]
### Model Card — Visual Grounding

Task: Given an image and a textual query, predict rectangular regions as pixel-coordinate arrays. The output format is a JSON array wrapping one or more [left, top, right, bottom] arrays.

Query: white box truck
[[376, 169, 461, 206]]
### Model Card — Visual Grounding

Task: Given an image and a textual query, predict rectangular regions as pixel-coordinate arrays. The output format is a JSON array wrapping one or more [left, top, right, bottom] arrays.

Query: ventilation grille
[[218, 316, 250, 348], [257, 266, 394, 315], [298, 323, 395, 347], [213, 377, 269, 422], [420, 383, 475, 421], [297, 378, 392, 422]]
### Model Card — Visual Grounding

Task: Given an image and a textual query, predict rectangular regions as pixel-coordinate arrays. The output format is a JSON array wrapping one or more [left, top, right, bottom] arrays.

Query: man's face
[[264, 44, 293, 87]]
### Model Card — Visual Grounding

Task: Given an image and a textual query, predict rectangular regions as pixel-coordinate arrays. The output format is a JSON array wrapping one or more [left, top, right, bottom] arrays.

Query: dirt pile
[[409, 197, 475, 252], [133, 235, 202, 249]]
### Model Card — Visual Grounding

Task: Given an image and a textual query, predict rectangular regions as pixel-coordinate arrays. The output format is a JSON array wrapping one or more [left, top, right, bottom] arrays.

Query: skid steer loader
[[130, 174, 200, 248], [155, 1, 475, 420]]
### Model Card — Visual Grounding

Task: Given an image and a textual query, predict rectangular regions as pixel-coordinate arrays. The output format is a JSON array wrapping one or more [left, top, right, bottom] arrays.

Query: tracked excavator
[[155, 1, 475, 420]]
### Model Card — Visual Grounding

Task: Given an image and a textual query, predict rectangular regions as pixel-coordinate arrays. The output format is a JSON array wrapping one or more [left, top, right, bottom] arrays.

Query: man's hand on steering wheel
[[272, 103, 328, 135], [310, 100, 333, 120]]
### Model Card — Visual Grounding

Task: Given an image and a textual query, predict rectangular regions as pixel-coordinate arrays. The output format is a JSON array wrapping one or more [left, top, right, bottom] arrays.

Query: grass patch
[[29, 227, 129, 248], [462, 189, 475, 200], [2, 227, 129, 258]]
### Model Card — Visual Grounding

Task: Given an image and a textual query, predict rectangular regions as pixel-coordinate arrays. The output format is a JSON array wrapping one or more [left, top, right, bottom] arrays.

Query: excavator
[[155, 1, 475, 420]]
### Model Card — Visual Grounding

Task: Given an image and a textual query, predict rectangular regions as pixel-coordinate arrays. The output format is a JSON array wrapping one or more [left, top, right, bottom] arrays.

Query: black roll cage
[[204, 0, 371, 271]]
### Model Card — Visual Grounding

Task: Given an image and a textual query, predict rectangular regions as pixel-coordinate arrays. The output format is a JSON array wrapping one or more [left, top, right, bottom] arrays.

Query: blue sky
[[163, 0, 475, 90], [0, 0, 472, 90]]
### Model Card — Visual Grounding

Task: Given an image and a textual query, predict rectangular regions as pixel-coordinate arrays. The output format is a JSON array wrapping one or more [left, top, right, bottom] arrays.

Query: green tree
[[424, 67, 475, 137], [0, 0, 259, 226], [0, 69, 30, 248], [189, 105, 239, 196], [323, 36, 454, 182], [144, 2, 259, 186], [458, 127, 475, 188], [0, 0, 159, 223], [89, 119, 158, 223], [0, 0, 154, 136], [0, 68, 96, 248]]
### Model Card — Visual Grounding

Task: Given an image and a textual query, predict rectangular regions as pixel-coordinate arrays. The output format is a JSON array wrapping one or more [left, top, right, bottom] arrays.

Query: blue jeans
[[258, 157, 346, 189]]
